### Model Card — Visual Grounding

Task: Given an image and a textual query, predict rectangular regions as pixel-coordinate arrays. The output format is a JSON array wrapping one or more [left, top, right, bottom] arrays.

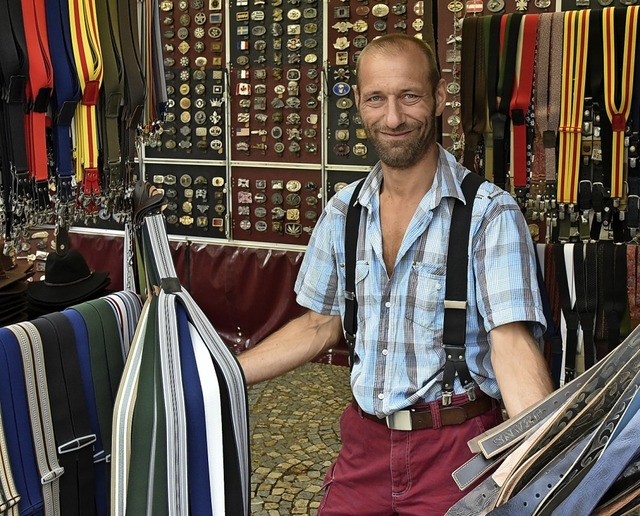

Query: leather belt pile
[[111, 181, 250, 515], [445, 322, 640, 515], [458, 5, 640, 244]]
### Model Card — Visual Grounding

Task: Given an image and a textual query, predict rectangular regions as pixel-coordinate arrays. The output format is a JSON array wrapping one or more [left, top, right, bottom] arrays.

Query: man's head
[[355, 34, 441, 94], [353, 34, 445, 170]]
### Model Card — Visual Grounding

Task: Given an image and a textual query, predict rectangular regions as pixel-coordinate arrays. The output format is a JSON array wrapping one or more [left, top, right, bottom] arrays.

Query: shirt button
[[382, 349, 388, 356], [378, 393, 384, 400], [385, 301, 391, 308], [436, 284, 441, 290]]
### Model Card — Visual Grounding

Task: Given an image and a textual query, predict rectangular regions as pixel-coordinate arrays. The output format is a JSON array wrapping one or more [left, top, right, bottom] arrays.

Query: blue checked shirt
[[295, 146, 546, 417]]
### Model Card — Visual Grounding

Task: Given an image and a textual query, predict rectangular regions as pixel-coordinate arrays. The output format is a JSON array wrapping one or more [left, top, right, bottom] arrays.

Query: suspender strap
[[69, 0, 104, 200], [461, 16, 487, 172], [45, 0, 81, 205], [118, 0, 146, 178], [22, 0, 53, 206], [0, 329, 38, 514], [493, 13, 522, 190], [63, 308, 109, 516], [9, 323, 64, 516], [96, 0, 124, 201], [510, 14, 538, 198], [573, 243, 598, 371], [557, 9, 590, 207], [603, 6, 639, 201], [343, 179, 366, 370], [441, 172, 486, 405], [484, 14, 502, 184], [34, 314, 96, 516]]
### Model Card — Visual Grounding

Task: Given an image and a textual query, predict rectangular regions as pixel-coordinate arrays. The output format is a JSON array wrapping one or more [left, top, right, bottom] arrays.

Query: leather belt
[[352, 393, 493, 431]]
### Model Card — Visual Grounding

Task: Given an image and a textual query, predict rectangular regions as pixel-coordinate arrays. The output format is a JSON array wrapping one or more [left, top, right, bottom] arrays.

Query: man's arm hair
[[237, 311, 344, 385]]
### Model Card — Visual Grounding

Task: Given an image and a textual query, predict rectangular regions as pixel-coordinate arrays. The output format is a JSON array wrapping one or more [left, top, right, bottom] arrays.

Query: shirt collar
[[357, 144, 467, 211]]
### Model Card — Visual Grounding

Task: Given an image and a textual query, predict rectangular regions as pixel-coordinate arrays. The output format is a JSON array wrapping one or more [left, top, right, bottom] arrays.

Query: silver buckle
[[385, 410, 413, 431]]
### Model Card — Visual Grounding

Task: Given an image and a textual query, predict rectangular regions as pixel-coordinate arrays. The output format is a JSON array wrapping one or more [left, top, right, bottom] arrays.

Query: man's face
[[354, 45, 445, 169]]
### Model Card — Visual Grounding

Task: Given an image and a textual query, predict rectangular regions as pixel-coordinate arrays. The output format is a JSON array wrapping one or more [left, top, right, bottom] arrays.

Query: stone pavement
[[247, 362, 351, 515]]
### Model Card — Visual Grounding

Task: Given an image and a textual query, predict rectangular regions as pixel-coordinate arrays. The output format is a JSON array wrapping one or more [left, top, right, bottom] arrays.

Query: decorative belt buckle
[[385, 410, 413, 431]]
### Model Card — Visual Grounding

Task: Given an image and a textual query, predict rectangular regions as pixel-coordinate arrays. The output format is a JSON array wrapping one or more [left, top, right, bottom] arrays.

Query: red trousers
[[318, 394, 503, 516]]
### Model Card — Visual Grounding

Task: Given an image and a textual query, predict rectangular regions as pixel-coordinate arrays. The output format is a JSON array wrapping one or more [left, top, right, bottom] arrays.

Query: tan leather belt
[[352, 393, 494, 431]]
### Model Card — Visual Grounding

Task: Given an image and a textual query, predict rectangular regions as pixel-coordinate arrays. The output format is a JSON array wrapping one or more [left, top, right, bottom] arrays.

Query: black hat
[[27, 249, 110, 306]]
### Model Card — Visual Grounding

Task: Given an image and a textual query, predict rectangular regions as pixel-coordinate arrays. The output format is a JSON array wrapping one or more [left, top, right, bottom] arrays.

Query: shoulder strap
[[441, 172, 486, 405], [344, 179, 365, 369]]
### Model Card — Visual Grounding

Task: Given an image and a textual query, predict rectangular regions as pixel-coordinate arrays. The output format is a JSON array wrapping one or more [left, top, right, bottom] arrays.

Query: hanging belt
[[33, 314, 96, 516], [22, 0, 53, 213], [554, 243, 579, 384], [510, 14, 538, 204], [69, 0, 104, 209], [596, 242, 628, 359], [8, 323, 64, 516], [45, 0, 81, 207], [602, 6, 639, 202], [557, 9, 590, 212], [573, 243, 598, 371]]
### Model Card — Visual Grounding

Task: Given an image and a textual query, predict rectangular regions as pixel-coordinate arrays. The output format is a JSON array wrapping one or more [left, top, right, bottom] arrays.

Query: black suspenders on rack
[[343, 173, 486, 404]]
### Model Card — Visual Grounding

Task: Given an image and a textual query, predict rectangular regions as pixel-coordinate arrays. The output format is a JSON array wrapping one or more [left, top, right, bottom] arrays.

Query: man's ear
[[434, 78, 447, 117]]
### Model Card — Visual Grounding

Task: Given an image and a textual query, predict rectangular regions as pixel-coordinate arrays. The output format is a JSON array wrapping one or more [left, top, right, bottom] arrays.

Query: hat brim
[[27, 272, 111, 305], [0, 300, 27, 318], [0, 269, 27, 291], [0, 281, 27, 297], [0, 311, 28, 325]]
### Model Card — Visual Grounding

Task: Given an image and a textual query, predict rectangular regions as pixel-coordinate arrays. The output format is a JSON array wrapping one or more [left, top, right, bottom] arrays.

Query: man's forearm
[[238, 311, 343, 385], [491, 322, 555, 417]]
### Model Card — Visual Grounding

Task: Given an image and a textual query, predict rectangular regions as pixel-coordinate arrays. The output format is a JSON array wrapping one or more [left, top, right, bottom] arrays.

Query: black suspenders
[[343, 173, 486, 405]]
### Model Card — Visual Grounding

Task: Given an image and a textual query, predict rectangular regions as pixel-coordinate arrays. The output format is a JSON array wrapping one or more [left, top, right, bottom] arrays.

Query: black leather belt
[[352, 393, 494, 431]]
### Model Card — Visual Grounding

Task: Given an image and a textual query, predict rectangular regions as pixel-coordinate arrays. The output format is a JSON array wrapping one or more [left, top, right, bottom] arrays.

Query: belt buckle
[[385, 410, 413, 431]]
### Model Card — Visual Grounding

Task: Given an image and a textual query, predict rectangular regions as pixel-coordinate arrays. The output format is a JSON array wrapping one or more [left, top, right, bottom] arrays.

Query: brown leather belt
[[352, 393, 494, 431]]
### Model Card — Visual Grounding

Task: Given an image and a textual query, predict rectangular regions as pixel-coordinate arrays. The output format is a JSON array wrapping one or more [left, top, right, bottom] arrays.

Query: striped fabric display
[[112, 184, 249, 515]]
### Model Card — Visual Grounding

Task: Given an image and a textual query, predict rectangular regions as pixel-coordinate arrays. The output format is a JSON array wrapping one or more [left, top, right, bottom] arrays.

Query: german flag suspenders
[[69, 0, 104, 215]]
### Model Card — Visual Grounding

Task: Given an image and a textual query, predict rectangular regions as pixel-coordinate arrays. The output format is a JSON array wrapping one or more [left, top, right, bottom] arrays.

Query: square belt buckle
[[385, 410, 413, 431]]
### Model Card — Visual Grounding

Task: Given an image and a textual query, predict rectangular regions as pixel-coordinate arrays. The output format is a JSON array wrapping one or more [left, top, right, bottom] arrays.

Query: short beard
[[365, 115, 436, 169]]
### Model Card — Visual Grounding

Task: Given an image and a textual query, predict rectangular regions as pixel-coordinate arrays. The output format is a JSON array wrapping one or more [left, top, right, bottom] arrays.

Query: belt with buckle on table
[[352, 392, 494, 431]]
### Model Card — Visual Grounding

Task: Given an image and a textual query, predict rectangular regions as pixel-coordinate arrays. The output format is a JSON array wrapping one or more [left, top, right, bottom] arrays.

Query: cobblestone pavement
[[248, 362, 351, 515]]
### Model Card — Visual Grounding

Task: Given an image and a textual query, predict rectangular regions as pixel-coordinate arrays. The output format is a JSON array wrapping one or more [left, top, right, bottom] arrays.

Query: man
[[239, 34, 553, 515]]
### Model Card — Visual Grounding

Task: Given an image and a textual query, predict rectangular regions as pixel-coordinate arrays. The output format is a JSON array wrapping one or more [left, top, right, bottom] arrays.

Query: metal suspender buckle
[[58, 433, 97, 455], [41, 467, 65, 485]]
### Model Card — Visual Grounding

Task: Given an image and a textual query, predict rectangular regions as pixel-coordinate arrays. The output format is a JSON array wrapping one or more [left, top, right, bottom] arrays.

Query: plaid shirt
[[295, 146, 546, 417]]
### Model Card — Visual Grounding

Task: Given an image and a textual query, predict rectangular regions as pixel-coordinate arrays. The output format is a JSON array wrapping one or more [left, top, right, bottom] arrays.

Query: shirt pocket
[[405, 262, 446, 330]]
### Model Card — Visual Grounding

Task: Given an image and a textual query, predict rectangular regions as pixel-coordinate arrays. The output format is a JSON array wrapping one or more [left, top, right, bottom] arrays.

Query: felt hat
[[27, 249, 110, 306]]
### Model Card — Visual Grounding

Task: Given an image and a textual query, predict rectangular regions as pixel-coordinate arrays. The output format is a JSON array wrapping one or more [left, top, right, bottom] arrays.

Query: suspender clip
[[345, 290, 355, 301], [58, 433, 97, 455], [542, 130, 556, 149], [93, 450, 111, 463], [442, 391, 453, 407], [5, 75, 26, 104], [464, 383, 477, 401], [57, 100, 79, 127], [511, 109, 525, 126], [82, 80, 101, 106], [41, 467, 65, 485], [33, 87, 52, 113]]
